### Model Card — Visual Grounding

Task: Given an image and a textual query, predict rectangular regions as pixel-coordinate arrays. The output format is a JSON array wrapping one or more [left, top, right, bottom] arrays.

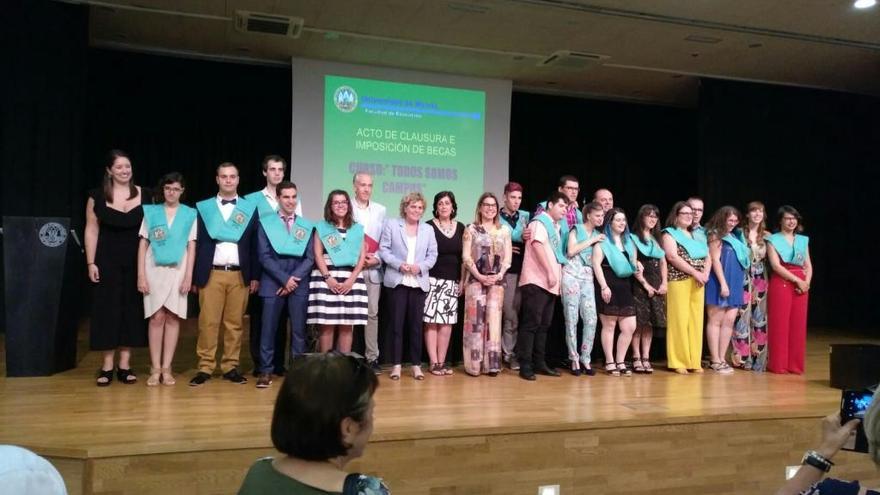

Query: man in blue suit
[[254, 181, 315, 388], [190, 162, 261, 386]]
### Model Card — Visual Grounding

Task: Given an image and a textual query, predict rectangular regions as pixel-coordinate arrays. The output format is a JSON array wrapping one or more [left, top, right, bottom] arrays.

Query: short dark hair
[[271, 353, 378, 461], [216, 162, 239, 175], [154, 171, 186, 203], [432, 190, 458, 220], [323, 190, 354, 228], [276, 180, 297, 197], [557, 175, 579, 188], [546, 191, 568, 206], [262, 154, 287, 172], [776, 205, 804, 233]]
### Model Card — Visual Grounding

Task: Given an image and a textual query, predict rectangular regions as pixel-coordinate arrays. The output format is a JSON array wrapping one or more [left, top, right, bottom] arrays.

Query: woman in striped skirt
[[308, 190, 368, 352]]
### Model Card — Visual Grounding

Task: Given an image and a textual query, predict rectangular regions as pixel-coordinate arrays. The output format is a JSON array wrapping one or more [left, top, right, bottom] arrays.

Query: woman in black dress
[[423, 191, 465, 376], [592, 208, 647, 376], [85, 150, 149, 386]]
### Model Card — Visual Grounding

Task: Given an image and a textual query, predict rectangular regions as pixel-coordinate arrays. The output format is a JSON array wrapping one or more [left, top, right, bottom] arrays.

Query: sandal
[[117, 368, 137, 384], [430, 363, 445, 376], [161, 367, 176, 386], [605, 363, 620, 377], [96, 368, 114, 387], [580, 361, 596, 376], [442, 364, 454, 375], [617, 362, 632, 376], [633, 358, 646, 373], [146, 367, 161, 387], [389, 365, 401, 381], [643, 360, 654, 374], [411, 365, 425, 381]]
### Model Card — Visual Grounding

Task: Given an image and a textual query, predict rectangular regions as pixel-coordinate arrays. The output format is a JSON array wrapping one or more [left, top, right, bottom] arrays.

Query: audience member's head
[[271, 353, 379, 463]]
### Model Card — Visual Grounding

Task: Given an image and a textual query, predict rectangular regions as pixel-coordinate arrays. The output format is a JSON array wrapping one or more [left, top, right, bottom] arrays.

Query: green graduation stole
[[316, 221, 364, 267], [692, 225, 708, 243], [630, 232, 665, 259], [196, 197, 257, 243], [600, 236, 637, 277], [260, 213, 313, 257], [244, 190, 277, 219], [532, 213, 567, 265], [144, 204, 196, 266], [767, 233, 809, 267], [571, 223, 600, 264], [663, 227, 708, 259], [538, 201, 582, 237], [504, 209, 530, 243], [723, 230, 751, 269]]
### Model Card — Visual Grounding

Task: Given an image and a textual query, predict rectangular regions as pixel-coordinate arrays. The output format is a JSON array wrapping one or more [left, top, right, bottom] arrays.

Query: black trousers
[[387, 285, 427, 365], [516, 283, 557, 372]]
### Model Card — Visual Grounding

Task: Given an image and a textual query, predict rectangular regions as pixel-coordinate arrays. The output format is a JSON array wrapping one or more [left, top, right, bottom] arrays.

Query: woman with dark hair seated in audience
[[776, 387, 880, 495], [238, 353, 389, 495]]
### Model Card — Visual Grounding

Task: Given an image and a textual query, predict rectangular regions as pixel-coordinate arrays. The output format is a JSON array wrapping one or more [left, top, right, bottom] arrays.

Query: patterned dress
[[730, 240, 769, 371], [633, 251, 666, 332], [461, 224, 512, 375]]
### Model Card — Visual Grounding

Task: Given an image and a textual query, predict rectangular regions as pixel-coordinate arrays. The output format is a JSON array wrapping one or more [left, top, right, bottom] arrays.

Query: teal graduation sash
[[532, 213, 567, 265], [538, 201, 582, 237], [144, 204, 196, 266], [722, 230, 751, 269], [692, 225, 708, 243], [571, 223, 600, 264], [504, 209, 530, 243], [600, 236, 637, 278], [196, 197, 257, 243], [663, 227, 708, 259], [260, 213, 313, 257], [767, 233, 809, 267], [244, 190, 277, 219], [316, 221, 364, 267], [630, 232, 665, 259]]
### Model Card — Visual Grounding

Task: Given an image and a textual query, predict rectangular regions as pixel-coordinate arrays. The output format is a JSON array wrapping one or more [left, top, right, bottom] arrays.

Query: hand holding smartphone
[[840, 388, 875, 453]]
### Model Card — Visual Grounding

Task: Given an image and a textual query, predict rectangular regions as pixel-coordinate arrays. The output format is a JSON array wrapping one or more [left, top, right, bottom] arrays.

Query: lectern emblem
[[38, 222, 67, 248]]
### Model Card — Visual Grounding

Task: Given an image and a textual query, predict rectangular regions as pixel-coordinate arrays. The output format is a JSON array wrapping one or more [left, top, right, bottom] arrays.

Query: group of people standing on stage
[[84, 151, 813, 387]]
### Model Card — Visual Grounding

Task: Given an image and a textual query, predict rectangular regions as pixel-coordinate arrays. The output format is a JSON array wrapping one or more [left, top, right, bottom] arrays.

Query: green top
[[238, 458, 390, 495]]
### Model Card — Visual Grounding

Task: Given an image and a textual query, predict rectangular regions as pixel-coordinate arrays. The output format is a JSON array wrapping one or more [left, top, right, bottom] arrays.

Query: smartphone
[[840, 388, 874, 453]]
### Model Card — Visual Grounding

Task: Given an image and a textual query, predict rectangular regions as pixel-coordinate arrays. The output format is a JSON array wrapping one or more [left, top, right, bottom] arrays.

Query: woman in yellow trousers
[[661, 201, 712, 374]]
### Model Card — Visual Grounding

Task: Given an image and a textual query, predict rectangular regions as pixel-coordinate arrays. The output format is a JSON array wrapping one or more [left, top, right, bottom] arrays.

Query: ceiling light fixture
[[854, 0, 876, 9]]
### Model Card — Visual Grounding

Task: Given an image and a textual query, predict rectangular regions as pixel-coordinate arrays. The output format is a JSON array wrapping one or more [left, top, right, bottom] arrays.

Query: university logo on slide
[[333, 86, 358, 113]]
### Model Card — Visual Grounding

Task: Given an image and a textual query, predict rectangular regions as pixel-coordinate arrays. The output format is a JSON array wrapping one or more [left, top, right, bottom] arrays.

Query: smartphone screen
[[840, 389, 873, 452]]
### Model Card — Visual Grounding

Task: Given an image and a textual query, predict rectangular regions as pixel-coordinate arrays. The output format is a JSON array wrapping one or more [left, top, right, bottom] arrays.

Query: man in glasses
[[688, 196, 707, 243]]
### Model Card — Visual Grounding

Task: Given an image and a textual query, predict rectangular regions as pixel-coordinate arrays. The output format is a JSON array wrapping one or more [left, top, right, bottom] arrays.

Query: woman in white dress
[[137, 172, 197, 386]]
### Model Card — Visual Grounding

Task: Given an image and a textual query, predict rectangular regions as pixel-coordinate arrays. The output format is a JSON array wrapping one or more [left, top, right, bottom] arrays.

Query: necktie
[[221, 198, 237, 205], [282, 216, 293, 233]]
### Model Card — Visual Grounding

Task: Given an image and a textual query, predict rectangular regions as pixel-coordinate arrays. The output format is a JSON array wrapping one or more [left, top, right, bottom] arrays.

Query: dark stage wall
[[3, 0, 879, 334]]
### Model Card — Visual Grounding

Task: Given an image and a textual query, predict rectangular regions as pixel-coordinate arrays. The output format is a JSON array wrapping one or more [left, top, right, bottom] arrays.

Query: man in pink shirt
[[517, 191, 569, 381]]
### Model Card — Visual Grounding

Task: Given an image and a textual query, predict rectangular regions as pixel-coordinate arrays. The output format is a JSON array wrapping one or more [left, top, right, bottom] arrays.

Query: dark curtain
[[509, 92, 700, 214], [698, 79, 880, 330], [1, 0, 90, 331], [84, 49, 292, 205]]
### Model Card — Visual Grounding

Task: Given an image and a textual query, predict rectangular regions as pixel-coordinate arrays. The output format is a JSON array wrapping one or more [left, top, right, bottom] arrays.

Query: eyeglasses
[[332, 201, 349, 207], [691, 208, 703, 213], [481, 203, 498, 208], [646, 213, 658, 218], [678, 211, 694, 216], [163, 186, 183, 193]]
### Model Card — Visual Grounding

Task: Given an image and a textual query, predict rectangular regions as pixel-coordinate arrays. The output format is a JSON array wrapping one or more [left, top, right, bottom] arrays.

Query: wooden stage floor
[[1, 325, 879, 494]]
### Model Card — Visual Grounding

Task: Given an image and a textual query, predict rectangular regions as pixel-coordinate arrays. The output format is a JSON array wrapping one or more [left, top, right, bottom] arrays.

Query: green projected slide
[[324, 75, 486, 218]]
